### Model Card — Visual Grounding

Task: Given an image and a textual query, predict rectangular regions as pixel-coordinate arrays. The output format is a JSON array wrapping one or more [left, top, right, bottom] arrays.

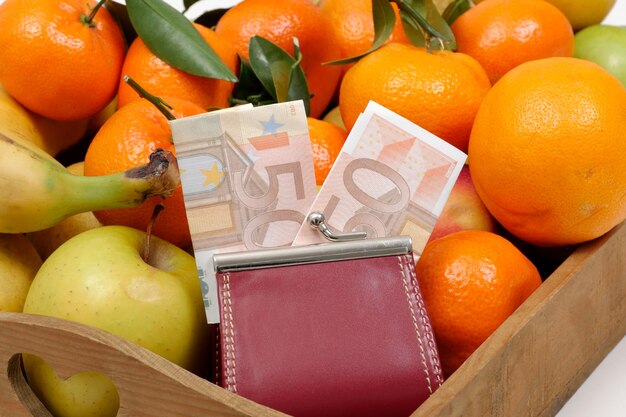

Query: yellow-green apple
[[0, 233, 42, 312], [22, 225, 209, 417], [544, 0, 616, 31], [322, 106, 346, 131], [474, 0, 616, 31], [27, 162, 102, 260], [574, 25, 626, 87], [429, 164, 498, 242]]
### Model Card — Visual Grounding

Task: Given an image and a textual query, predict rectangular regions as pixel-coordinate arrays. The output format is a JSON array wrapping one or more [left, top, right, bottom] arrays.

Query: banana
[[0, 85, 88, 156], [27, 162, 103, 260], [0, 133, 180, 233]]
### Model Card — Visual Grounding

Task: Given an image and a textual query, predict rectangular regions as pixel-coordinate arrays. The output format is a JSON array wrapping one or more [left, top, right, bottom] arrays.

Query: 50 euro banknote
[[293, 101, 467, 257], [171, 101, 317, 323]]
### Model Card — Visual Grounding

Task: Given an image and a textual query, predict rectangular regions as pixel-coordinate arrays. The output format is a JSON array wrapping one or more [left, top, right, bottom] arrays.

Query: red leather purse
[[213, 212, 444, 417]]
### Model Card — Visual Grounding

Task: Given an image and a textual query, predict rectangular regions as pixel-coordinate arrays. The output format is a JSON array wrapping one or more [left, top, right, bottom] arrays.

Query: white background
[[0, 0, 624, 415]]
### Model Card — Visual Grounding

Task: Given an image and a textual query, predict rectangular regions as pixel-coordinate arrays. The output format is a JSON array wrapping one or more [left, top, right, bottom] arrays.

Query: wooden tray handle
[[0, 312, 287, 417]]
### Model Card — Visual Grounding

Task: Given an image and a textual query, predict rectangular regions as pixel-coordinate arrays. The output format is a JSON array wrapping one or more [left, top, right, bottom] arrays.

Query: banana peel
[[26, 161, 103, 260], [0, 85, 88, 157]]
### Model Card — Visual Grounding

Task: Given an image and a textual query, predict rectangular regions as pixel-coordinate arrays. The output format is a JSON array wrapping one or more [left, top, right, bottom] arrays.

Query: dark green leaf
[[105, 0, 137, 44], [248, 37, 288, 100], [286, 39, 311, 115], [324, 0, 396, 65], [125, 0, 237, 82], [183, 0, 202, 10], [230, 58, 275, 107], [399, 9, 426, 47], [193, 8, 229, 28], [442, 0, 472, 26], [248, 36, 310, 115], [394, 0, 456, 50]]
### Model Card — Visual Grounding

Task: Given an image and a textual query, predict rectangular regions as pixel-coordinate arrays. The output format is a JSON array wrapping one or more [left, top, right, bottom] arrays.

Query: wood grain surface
[[0, 313, 287, 417]]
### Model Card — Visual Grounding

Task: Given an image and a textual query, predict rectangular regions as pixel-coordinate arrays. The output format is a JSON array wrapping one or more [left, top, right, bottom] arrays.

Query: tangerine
[[84, 97, 206, 249], [339, 43, 491, 152], [451, 0, 574, 84], [415, 230, 541, 376], [468, 57, 626, 246], [0, 0, 125, 121], [307, 117, 348, 186], [215, 0, 342, 118], [117, 24, 238, 111], [319, 0, 410, 74]]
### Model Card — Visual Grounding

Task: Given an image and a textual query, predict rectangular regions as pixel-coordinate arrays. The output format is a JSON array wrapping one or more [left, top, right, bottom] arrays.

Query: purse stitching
[[406, 255, 445, 387], [214, 324, 221, 384], [398, 255, 433, 394], [222, 273, 238, 393]]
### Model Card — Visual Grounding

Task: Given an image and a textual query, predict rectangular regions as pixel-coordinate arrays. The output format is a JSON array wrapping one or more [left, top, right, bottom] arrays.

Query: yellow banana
[[0, 85, 88, 156], [0, 133, 179, 233]]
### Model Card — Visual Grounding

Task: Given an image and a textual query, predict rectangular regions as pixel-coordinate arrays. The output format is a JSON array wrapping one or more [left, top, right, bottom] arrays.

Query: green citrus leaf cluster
[[232, 37, 311, 115], [327, 0, 474, 65]]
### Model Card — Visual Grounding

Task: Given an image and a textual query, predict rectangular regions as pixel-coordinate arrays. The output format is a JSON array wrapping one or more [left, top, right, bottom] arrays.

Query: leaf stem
[[123, 75, 177, 121], [82, 0, 107, 26]]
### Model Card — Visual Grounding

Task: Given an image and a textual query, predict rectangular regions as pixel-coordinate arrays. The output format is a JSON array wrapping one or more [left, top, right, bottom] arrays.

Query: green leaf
[[286, 39, 311, 115], [394, 0, 456, 50], [183, 0, 202, 10], [399, 9, 426, 47], [104, 0, 137, 44], [230, 58, 275, 107], [248, 36, 311, 115], [324, 0, 396, 65], [193, 8, 230, 28], [442, 0, 472, 26], [125, 0, 237, 82]]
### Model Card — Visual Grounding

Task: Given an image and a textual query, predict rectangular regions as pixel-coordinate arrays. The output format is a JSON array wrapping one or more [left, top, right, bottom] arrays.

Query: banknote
[[171, 101, 317, 323], [292, 101, 467, 257]]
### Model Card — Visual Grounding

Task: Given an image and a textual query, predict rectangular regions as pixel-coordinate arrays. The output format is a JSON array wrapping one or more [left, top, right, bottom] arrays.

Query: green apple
[[22, 225, 209, 417], [574, 25, 626, 86], [0, 233, 42, 312]]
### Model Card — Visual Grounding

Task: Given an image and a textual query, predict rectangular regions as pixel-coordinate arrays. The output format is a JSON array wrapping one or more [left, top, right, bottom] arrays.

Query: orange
[[307, 117, 348, 186], [319, 0, 410, 74], [451, 0, 574, 84], [215, 0, 342, 118], [415, 230, 541, 376], [339, 43, 491, 152], [468, 57, 626, 247], [0, 0, 125, 121], [117, 24, 238, 111], [84, 97, 206, 249]]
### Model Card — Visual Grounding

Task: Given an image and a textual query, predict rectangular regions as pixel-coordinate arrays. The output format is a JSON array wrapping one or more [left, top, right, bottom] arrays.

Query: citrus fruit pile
[[0, 0, 624, 389]]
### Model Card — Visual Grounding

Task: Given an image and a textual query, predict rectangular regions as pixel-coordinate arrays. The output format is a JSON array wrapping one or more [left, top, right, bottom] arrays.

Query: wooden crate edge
[[412, 222, 626, 417]]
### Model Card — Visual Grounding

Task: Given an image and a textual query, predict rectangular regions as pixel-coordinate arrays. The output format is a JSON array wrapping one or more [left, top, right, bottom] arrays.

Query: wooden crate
[[0, 222, 624, 417]]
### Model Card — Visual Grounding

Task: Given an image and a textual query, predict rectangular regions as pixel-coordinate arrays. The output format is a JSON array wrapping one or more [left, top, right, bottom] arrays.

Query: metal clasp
[[307, 212, 367, 242], [213, 212, 412, 272]]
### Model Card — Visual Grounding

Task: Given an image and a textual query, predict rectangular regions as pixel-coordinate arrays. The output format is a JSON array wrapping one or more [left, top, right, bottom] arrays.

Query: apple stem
[[81, 0, 107, 27], [123, 76, 177, 121], [143, 203, 165, 263]]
